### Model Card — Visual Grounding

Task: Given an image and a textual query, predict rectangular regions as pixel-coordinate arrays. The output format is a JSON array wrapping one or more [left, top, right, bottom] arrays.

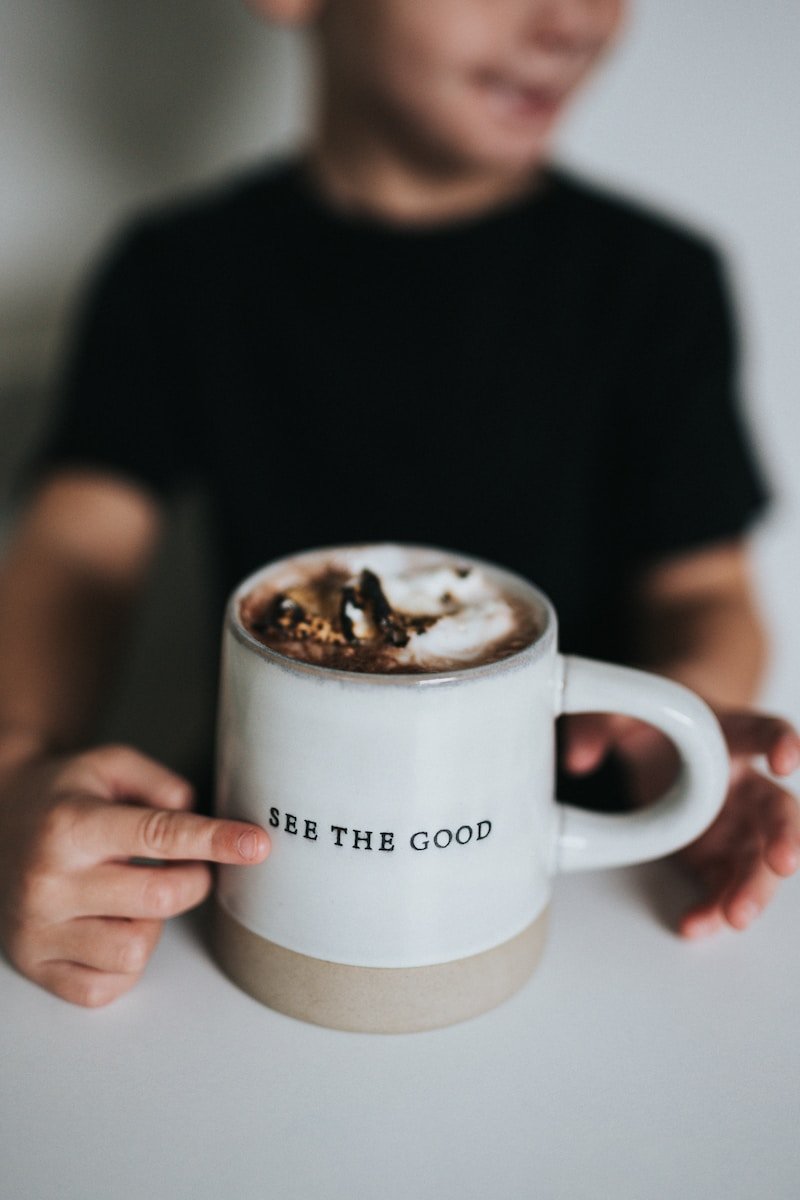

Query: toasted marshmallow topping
[[241, 545, 538, 674]]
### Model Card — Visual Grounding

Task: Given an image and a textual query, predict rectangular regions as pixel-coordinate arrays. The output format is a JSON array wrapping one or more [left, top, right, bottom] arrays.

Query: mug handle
[[555, 654, 730, 872]]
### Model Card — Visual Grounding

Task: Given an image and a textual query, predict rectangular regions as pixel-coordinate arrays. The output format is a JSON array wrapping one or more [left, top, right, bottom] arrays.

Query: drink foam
[[239, 545, 542, 674]]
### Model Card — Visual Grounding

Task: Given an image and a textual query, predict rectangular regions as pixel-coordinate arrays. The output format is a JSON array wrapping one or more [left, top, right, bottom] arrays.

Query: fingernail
[[237, 830, 259, 860]]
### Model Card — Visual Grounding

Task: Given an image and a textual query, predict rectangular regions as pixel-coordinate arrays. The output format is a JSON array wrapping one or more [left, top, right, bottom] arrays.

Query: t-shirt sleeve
[[618, 242, 770, 566], [32, 218, 198, 499]]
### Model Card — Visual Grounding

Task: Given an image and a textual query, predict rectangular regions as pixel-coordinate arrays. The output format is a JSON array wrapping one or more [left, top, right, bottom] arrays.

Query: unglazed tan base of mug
[[211, 900, 548, 1033]]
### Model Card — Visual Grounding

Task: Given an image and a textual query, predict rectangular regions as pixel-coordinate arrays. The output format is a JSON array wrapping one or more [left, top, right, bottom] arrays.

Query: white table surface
[[2, 862, 798, 1200]]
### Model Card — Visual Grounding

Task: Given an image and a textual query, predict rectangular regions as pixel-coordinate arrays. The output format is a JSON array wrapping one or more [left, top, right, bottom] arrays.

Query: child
[[1, 0, 798, 1008]]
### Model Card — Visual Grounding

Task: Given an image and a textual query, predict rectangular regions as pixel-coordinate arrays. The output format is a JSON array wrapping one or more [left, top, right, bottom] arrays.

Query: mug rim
[[225, 542, 558, 687]]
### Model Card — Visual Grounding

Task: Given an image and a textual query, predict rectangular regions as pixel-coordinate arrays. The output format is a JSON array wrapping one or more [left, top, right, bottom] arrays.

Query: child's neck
[[307, 116, 543, 227]]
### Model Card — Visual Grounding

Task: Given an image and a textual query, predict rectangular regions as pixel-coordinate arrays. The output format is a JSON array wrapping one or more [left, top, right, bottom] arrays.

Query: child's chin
[[443, 109, 557, 176], [459, 131, 554, 177]]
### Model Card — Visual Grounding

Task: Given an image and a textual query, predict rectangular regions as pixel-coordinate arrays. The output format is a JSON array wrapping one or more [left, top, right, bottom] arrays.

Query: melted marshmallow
[[329, 547, 517, 668]]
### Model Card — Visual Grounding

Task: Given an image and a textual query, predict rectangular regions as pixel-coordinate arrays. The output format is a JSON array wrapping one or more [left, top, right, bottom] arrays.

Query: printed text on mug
[[267, 806, 492, 851]]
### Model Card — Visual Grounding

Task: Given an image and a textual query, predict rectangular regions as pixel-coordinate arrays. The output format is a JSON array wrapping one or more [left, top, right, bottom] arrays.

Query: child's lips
[[478, 74, 567, 122]]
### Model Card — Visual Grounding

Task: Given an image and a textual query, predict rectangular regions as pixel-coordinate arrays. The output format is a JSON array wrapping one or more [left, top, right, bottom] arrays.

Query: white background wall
[[1, 0, 798, 760]]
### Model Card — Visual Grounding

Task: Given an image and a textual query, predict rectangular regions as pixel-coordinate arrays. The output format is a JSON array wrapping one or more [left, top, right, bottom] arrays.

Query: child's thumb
[[560, 713, 617, 775]]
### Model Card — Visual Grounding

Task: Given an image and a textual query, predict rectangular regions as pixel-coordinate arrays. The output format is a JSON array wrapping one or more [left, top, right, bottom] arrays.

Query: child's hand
[[561, 708, 800, 936], [676, 712, 800, 936], [0, 744, 270, 1006]]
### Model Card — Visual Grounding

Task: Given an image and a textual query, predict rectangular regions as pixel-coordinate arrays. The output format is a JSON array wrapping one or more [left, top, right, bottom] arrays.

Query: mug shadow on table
[[182, 897, 217, 960]]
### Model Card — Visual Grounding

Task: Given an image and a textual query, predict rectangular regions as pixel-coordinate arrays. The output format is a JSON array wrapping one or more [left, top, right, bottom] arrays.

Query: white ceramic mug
[[213, 545, 729, 1033]]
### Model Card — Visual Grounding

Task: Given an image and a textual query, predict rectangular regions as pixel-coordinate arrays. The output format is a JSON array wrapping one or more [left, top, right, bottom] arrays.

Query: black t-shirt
[[39, 158, 768, 661]]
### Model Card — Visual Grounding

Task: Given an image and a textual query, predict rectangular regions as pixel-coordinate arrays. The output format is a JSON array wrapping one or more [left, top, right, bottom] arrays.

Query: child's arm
[[626, 538, 768, 706], [0, 473, 162, 749], [0, 472, 269, 1006], [561, 537, 800, 934]]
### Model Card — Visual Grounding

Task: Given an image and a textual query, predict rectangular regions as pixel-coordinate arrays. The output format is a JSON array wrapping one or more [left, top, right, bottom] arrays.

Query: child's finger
[[721, 854, 782, 931], [70, 744, 196, 811], [71, 861, 213, 920], [32, 960, 140, 1008], [678, 891, 728, 939], [680, 847, 781, 939], [766, 732, 800, 777], [559, 713, 618, 774], [720, 713, 800, 769], [122, 807, 270, 865], [732, 769, 800, 876], [66, 799, 270, 867], [762, 787, 800, 876], [39, 917, 162, 976]]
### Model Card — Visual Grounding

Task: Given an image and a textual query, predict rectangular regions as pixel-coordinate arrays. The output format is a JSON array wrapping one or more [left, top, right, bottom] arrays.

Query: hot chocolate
[[219, 543, 729, 1032], [239, 544, 542, 674]]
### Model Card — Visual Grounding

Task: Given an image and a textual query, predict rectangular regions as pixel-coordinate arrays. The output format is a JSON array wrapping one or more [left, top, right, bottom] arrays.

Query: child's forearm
[[627, 540, 768, 707], [0, 555, 133, 754], [633, 592, 767, 707], [0, 474, 161, 757]]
